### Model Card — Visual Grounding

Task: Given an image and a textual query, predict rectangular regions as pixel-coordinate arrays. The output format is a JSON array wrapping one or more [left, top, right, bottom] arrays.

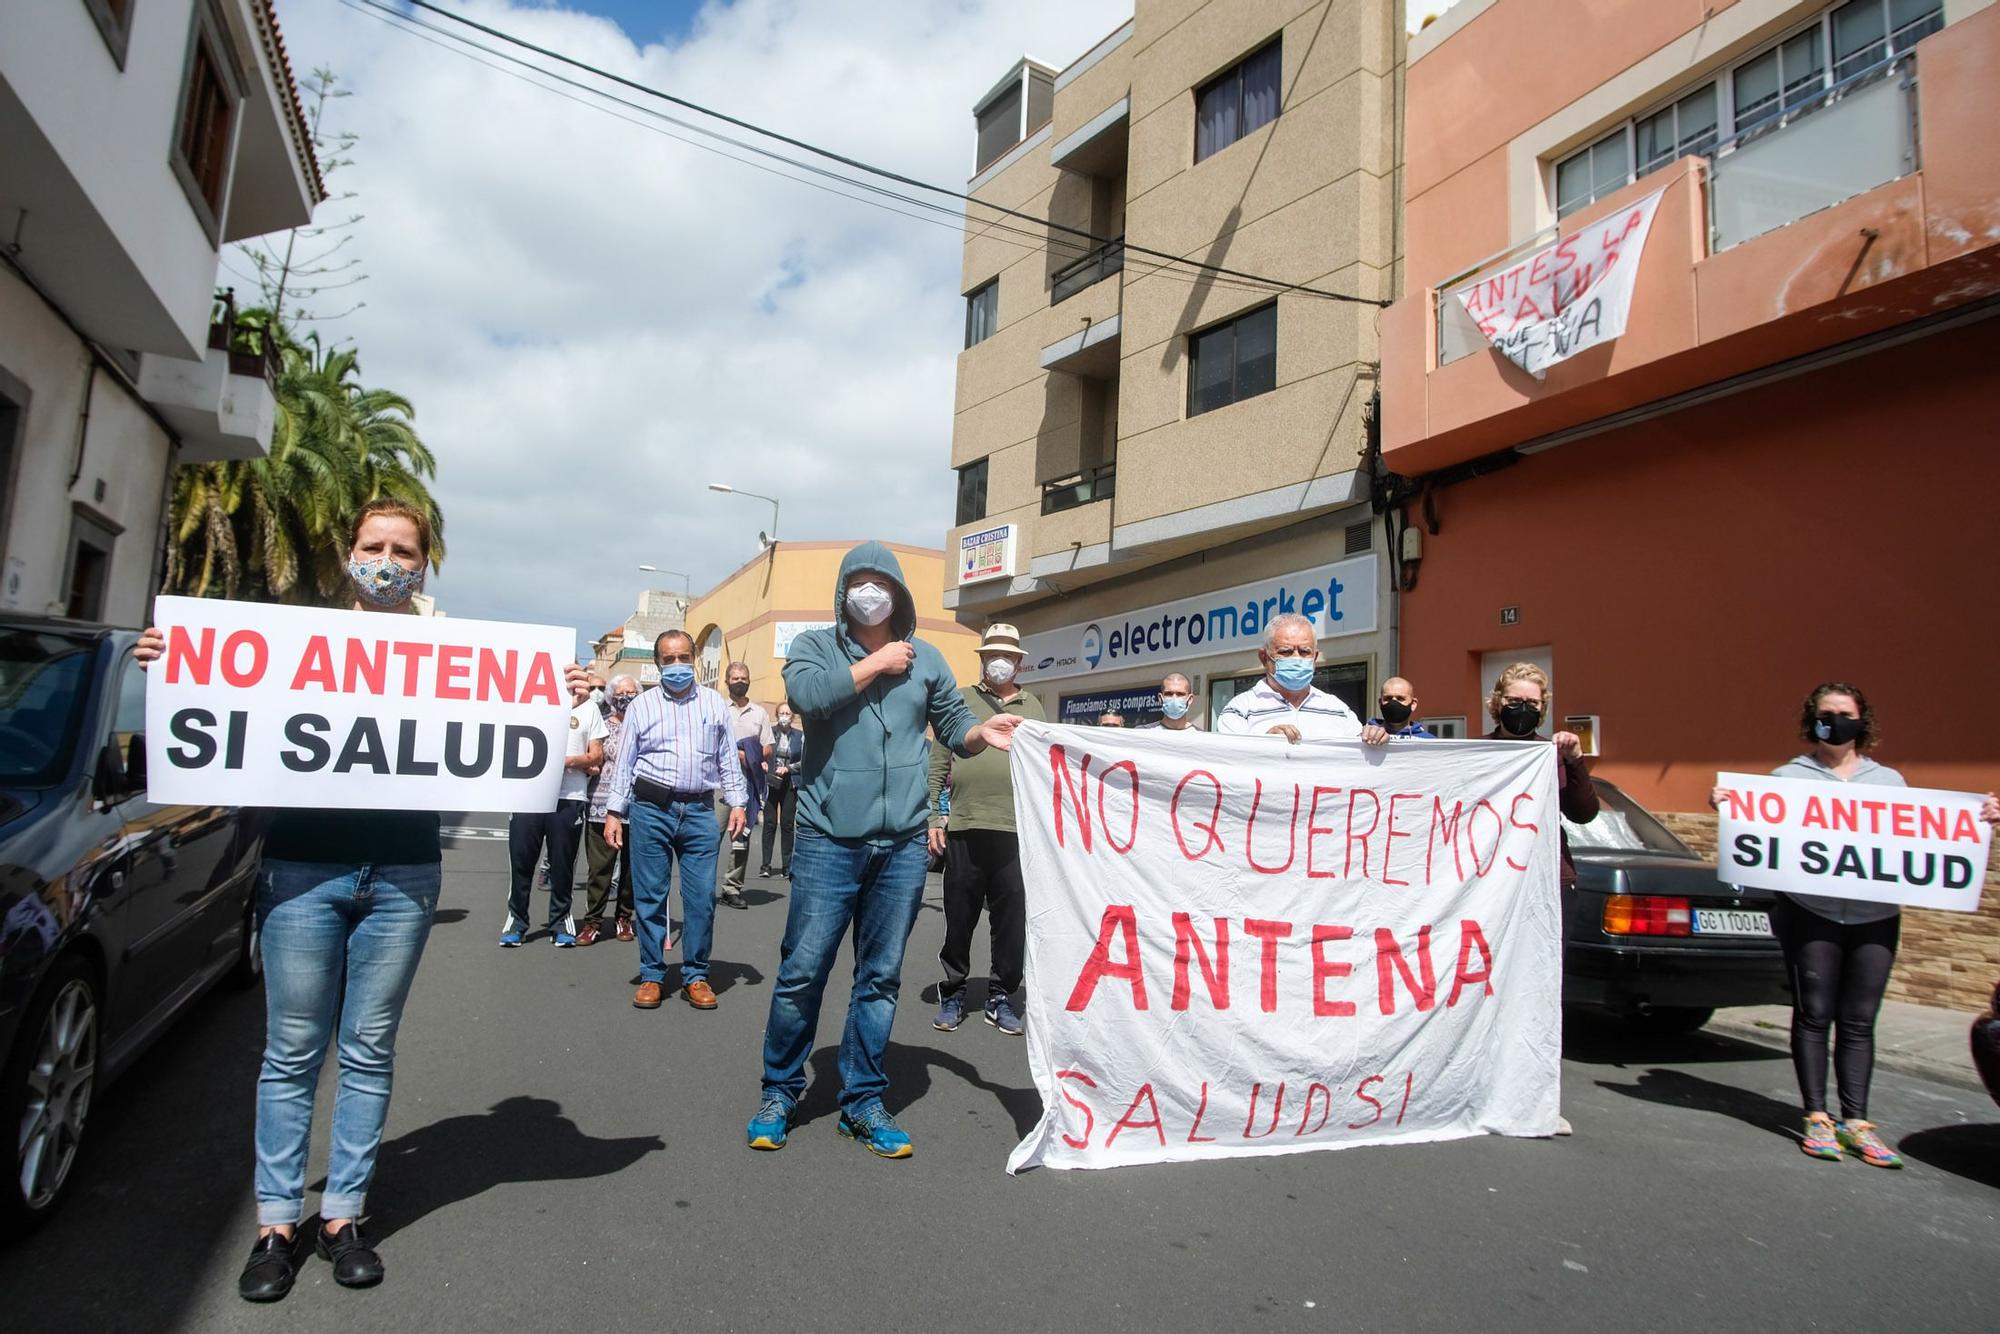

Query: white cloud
[[264, 0, 1131, 651]]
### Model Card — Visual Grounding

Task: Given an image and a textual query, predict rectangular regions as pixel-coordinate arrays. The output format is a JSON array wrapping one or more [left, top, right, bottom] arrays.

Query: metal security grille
[[1344, 521, 1372, 556]]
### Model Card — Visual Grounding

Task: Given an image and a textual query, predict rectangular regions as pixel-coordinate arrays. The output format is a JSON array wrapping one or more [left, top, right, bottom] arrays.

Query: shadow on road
[[1561, 1009, 1784, 1067], [353, 1096, 664, 1240], [431, 907, 471, 926], [1595, 1068, 1801, 1140], [1897, 1123, 2000, 1188], [790, 1040, 1038, 1137]]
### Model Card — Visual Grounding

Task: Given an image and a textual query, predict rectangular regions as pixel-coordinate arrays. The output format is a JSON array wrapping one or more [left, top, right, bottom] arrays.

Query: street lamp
[[708, 482, 780, 548], [636, 564, 691, 592]]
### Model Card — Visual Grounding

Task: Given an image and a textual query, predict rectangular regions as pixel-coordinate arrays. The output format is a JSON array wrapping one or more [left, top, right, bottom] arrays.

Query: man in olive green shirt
[[927, 623, 1045, 1036]]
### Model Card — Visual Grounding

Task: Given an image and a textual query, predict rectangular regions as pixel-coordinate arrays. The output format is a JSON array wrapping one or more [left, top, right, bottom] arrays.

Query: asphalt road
[[4, 819, 1997, 1332]]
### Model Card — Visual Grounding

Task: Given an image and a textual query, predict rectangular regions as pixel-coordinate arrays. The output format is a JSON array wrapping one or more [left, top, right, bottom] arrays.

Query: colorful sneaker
[[1800, 1115, 1843, 1161], [838, 1104, 913, 1159], [1836, 1120, 1902, 1169], [551, 916, 577, 948], [746, 1098, 791, 1151], [933, 994, 965, 1032], [984, 995, 1025, 1036], [498, 916, 526, 948]]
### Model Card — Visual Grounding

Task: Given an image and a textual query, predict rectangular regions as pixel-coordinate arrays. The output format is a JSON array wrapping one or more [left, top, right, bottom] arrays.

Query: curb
[[1706, 1012, 1985, 1096]]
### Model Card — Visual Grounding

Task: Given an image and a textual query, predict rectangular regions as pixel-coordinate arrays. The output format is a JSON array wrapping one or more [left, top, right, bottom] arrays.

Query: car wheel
[[0, 957, 100, 1237], [227, 899, 263, 988], [1629, 1006, 1715, 1035]]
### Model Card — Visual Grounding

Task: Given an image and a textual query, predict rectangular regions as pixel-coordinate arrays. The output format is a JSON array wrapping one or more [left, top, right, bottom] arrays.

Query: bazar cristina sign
[[1453, 189, 1664, 377], [1018, 556, 1377, 683], [958, 523, 1018, 585]]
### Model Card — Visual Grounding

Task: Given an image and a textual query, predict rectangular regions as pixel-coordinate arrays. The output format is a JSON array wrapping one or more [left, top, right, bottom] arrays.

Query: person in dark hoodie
[[747, 542, 1027, 1158]]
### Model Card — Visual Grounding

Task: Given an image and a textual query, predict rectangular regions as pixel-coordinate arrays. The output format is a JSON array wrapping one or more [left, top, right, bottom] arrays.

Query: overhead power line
[[366, 0, 1390, 306], [344, 0, 1300, 303]]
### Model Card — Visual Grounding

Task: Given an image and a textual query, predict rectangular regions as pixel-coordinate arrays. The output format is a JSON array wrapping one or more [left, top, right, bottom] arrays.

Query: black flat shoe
[[239, 1231, 300, 1303], [317, 1221, 385, 1288]]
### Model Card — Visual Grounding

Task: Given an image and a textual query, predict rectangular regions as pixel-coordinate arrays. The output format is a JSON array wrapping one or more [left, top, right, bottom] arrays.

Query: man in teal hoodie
[[748, 542, 1026, 1158]]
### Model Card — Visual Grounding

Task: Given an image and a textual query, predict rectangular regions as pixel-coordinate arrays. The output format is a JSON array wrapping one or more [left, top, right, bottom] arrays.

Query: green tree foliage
[[165, 307, 444, 604]]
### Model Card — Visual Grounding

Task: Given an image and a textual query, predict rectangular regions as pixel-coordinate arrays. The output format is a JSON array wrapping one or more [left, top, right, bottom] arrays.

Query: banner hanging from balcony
[[1004, 724, 1564, 1173], [1454, 189, 1665, 377]]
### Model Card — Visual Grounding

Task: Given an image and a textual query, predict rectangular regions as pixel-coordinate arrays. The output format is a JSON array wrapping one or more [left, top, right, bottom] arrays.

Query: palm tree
[[164, 304, 444, 605]]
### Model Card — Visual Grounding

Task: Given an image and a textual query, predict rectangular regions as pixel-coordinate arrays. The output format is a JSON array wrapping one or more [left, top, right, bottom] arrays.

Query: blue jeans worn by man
[[627, 795, 720, 990], [255, 860, 439, 1227]]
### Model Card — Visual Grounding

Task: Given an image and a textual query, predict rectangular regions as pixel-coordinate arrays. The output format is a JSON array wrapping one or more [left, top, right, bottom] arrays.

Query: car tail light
[[1603, 894, 1692, 937]]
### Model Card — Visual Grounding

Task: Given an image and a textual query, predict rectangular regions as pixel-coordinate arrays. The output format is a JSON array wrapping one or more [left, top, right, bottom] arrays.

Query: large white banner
[[1715, 772, 1992, 913], [145, 595, 573, 812], [1017, 555, 1378, 685], [1453, 189, 1664, 377], [1007, 725, 1562, 1173]]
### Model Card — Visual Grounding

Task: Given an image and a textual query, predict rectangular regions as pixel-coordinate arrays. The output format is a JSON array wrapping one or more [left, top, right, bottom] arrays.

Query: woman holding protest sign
[[137, 497, 442, 1301], [1710, 683, 1999, 1168]]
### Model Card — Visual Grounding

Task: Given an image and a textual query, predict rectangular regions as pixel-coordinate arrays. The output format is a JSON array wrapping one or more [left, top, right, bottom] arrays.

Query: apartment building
[[1379, 0, 2000, 1006], [945, 1, 1404, 728], [1, 0, 321, 626]]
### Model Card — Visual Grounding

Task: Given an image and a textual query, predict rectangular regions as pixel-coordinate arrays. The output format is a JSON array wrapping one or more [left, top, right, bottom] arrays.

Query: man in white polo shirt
[[1216, 613, 1389, 746], [502, 690, 609, 947]]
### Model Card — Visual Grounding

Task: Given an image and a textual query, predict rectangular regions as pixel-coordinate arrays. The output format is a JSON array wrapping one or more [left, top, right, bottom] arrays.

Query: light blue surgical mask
[[1271, 656, 1316, 692], [659, 662, 695, 692], [1160, 695, 1190, 720]]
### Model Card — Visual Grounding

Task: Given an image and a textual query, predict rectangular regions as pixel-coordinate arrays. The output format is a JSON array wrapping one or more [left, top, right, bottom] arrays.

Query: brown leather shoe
[[615, 915, 636, 942], [633, 981, 664, 1009], [681, 979, 718, 1010], [574, 921, 601, 948]]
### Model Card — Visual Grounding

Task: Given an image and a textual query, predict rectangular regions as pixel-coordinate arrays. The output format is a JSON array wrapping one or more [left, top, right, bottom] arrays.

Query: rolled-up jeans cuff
[[320, 1192, 367, 1221], [258, 1199, 306, 1227]]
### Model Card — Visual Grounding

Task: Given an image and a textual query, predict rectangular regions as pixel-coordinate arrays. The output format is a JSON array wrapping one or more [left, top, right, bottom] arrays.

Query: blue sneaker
[[746, 1098, 791, 1151], [551, 916, 576, 948], [838, 1104, 913, 1159], [552, 930, 576, 948], [498, 915, 525, 948], [933, 994, 965, 1031], [984, 994, 1024, 1036]]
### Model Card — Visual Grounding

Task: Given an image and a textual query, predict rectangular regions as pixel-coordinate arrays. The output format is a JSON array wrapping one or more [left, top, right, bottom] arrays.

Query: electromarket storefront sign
[[1019, 555, 1378, 685]]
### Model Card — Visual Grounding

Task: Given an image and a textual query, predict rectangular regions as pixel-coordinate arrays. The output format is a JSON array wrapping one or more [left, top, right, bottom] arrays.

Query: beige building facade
[[945, 1, 1408, 729]]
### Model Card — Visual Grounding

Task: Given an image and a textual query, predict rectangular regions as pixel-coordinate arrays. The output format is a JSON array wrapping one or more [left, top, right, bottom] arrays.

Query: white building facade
[[0, 0, 321, 625]]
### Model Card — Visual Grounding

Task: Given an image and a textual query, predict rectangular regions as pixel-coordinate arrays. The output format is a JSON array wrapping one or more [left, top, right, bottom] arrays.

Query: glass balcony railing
[[1041, 462, 1115, 514], [1709, 55, 1918, 251], [1051, 236, 1125, 304]]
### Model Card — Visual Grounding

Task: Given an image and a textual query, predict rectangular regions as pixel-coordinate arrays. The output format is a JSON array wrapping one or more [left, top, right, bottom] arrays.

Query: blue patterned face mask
[[347, 555, 426, 607]]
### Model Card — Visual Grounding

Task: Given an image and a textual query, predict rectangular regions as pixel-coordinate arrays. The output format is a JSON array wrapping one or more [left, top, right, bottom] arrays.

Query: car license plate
[[1692, 908, 1772, 937]]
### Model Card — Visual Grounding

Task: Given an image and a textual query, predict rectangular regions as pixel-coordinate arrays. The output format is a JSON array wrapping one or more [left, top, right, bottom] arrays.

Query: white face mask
[[983, 656, 1017, 685], [845, 581, 894, 627]]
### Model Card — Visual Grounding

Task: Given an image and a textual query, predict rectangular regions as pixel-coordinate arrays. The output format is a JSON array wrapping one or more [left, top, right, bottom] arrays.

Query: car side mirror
[[125, 733, 148, 792], [96, 735, 145, 803]]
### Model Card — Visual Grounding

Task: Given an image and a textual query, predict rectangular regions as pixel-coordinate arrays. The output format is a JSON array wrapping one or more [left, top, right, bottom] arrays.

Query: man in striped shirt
[[602, 630, 749, 1012], [1215, 613, 1391, 746]]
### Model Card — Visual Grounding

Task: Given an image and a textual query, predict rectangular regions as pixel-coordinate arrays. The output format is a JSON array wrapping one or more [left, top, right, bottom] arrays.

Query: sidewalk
[[1710, 999, 1990, 1096]]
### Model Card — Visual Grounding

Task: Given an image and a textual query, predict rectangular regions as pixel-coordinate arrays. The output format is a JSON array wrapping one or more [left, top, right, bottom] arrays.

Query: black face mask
[[1813, 713, 1865, 747], [728, 680, 749, 699], [1498, 700, 1543, 735], [1378, 699, 1414, 726]]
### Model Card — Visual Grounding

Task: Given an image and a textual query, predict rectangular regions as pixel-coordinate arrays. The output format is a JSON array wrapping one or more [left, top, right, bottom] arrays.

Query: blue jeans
[[628, 798, 720, 985], [760, 827, 929, 1114], [254, 860, 439, 1227]]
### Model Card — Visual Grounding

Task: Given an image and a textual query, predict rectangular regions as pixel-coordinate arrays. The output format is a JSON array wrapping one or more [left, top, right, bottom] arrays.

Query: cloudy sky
[[255, 0, 1134, 653]]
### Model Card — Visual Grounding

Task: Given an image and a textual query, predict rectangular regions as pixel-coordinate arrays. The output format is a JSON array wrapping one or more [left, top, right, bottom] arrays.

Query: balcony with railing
[[1041, 462, 1116, 515], [1382, 8, 2000, 475], [1051, 236, 1124, 304]]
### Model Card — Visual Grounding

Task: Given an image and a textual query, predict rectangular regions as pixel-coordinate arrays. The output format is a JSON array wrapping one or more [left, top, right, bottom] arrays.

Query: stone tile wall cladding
[[1658, 812, 2000, 1013]]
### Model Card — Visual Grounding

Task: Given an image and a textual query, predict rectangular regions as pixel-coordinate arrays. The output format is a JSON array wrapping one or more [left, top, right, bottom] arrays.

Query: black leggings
[[1771, 898, 1900, 1121]]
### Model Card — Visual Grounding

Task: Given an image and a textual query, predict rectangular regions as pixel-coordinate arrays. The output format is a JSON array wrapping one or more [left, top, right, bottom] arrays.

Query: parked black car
[[0, 616, 263, 1236], [1562, 776, 1791, 1030]]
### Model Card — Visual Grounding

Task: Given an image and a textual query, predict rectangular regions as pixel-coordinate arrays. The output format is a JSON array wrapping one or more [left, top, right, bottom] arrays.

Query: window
[[1195, 38, 1282, 163], [964, 279, 998, 349], [975, 81, 1023, 172], [1425, 716, 1467, 740], [955, 458, 988, 526], [64, 511, 119, 623], [172, 4, 244, 237], [1550, 2, 1939, 220], [1187, 303, 1277, 417], [82, 0, 136, 65]]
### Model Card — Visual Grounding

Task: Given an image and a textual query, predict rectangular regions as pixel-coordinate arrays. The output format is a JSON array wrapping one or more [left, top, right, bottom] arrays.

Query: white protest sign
[[1453, 189, 1664, 377], [1715, 772, 1992, 912], [145, 595, 573, 812], [1007, 725, 1563, 1173]]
